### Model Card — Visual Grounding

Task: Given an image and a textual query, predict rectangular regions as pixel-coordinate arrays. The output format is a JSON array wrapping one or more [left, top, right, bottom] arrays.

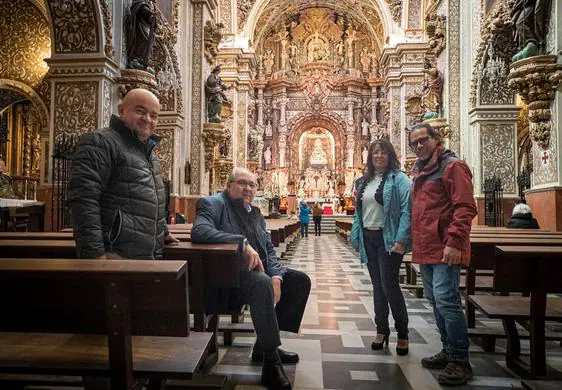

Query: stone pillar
[[469, 106, 520, 225]]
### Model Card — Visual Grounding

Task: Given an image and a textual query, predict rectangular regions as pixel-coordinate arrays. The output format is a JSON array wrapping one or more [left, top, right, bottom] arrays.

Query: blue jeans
[[420, 264, 469, 361], [300, 223, 308, 237], [364, 229, 408, 339]]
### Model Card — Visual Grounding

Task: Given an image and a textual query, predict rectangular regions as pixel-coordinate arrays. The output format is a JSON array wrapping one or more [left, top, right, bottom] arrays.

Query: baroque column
[[469, 106, 520, 225]]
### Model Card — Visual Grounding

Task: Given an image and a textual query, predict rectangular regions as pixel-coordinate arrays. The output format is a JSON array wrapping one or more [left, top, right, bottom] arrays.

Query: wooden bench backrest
[[0, 259, 190, 337], [494, 246, 562, 294]]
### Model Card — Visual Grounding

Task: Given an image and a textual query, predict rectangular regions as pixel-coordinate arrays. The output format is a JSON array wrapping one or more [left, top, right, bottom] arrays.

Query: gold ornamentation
[[48, 0, 99, 53], [215, 157, 233, 191], [32, 133, 41, 177], [203, 123, 227, 171], [0, 0, 51, 88], [190, 3, 203, 194], [54, 82, 98, 138], [100, 0, 114, 58], [204, 20, 225, 64], [508, 55, 562, 150], [238, 0, 258, 30], [425, 12, 446, 57], [405, 92, 424, 125], [115, 68, 158, 98], [154, 128, 174, 181], [386, 0, 402, 25]]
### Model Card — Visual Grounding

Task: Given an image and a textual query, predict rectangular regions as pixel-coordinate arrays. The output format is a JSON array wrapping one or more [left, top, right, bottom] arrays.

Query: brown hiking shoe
[[438, 361, 473, 386], [421, 350, 448, 369]]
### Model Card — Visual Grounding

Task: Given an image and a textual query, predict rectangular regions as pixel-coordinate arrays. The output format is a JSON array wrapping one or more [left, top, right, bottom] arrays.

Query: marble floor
[[210, 234, 562, 390]]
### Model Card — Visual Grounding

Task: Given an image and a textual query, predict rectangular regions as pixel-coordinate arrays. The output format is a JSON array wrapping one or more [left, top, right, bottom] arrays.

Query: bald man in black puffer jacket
[[69, 88, 177, 260]]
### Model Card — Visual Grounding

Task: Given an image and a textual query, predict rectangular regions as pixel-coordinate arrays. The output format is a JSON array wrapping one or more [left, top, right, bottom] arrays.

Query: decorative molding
[[102, 79, 112, 128], [48, 0, 99, 54], [0, 0, 51, 88], [219, 0, 233, 31], [237, 0, 257, 31], [204, 20, 224, 64], [386, 0, 402, 25], [100, 0, 114, 58], [190, 3, 204, 194], [45, 57, 120, 79], [469, 106, 521, 123], [53, 81, 98, 138], [154, 128, 174, 180], [425, 12, 446, 57], [481, 124, 516, 194], [508, 55, 562, 150], [448, 0, 460, 153]]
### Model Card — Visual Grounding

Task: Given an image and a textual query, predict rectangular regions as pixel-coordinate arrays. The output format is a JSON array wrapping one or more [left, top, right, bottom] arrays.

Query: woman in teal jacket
[[351, 138, 412, 355], [299, 200, 311, 237]]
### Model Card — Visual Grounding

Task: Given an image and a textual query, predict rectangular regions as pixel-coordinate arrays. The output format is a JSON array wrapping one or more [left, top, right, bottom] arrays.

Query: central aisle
[[211, 235, 528, 389]]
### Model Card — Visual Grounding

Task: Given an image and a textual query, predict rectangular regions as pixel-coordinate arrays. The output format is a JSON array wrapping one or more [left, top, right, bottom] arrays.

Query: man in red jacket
[[409, 123, 477, 386]]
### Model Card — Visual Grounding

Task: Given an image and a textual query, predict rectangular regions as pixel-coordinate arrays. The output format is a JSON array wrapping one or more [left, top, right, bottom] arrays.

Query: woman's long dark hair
[[364, 138, 400, 182]]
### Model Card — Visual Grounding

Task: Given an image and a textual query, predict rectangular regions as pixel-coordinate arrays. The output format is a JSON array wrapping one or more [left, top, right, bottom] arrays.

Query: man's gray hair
[[227, 167, 256, 184]]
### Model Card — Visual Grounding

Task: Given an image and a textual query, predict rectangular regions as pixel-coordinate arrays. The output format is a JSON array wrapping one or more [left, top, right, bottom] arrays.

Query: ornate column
[[46, 56, 118, 146], [278, 95, 288, 167], [344, 97, 356, 167], [469, 106, 520, 225]]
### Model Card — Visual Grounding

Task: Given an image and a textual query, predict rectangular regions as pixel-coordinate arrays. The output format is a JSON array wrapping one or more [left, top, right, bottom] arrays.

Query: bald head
[[118, 88, 160, 141]]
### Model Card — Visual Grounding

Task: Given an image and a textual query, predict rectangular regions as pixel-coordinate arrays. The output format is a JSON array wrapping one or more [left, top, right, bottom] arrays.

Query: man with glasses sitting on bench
[[192, 167, 311, 390]]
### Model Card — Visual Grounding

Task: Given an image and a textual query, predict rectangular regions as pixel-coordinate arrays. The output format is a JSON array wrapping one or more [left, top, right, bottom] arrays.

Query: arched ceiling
[[247, 0, 391, 51]]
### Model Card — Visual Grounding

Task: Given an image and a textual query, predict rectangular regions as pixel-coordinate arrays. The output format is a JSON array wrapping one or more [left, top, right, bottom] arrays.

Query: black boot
[[252, 344, 300, 364], [261, 361, 292, 389]]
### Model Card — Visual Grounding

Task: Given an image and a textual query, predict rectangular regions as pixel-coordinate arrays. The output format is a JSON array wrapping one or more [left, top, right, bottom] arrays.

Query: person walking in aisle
[[351, 138, 412, 355], [299, 200, 311, 237], [312, 202, 323, 236]]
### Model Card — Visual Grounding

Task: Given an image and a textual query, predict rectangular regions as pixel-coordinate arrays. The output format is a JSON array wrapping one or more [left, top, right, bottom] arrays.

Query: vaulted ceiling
[[249, 0, 389, 52]]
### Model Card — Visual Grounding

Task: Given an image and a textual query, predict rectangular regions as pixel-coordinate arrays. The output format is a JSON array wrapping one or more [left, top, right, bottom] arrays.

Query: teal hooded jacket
[[350, 170, 412, 264]]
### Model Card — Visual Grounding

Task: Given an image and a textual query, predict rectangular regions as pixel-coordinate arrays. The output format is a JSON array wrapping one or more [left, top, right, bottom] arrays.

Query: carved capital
[[508, 55, 562, 149], [214, 157, 233, 190], [115, 68, 158, 98]]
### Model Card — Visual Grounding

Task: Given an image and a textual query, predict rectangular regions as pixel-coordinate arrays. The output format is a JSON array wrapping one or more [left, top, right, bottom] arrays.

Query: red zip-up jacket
[[411, 146, 477, 266]]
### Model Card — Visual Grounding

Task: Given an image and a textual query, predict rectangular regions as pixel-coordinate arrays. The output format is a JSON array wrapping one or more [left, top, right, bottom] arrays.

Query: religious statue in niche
[[360, 48, 372, 73], [362, 146, 368, 164], [421, 58, 443, 120], [361, 117, 370, 137], [265, 120, 273, 137], [309, 138, 329, 167], [509, 0, 553, 61], [288, 41, 299, 69], [205, 65, 232, 123], [371, 55, 381, 77], [31, 133, 41, 176], [264, 146, 272, 165], [125, 0, 157, 73], [263, 50, 275, 74], [307, 34, 328, 62], [335, 39, 345, 67], [248, 127, 261, 159]]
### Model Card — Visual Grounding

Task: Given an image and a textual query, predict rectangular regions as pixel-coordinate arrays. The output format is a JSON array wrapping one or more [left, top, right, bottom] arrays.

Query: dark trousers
[[300, 223, 309, 237], [363, 229, 409, 340], [239, 268, 311, 350], [313, 216, 322, 235]]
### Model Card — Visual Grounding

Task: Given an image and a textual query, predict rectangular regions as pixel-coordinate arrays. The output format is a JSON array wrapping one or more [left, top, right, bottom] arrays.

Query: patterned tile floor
[[211, 234, 562, 389]]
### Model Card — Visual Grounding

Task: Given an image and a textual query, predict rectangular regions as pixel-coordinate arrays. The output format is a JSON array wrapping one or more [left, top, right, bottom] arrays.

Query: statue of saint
[[248, 128, 260, 159], [31, 133, 41, 176], [288, 41, 299, 69], [510, 0, 553, 61], [205, 65, 232, 123], [308, 35, 327, 62], [361, 118, 369, 136], [421, 58, 443, 120], [362, 147, 368, 165], [309, 139, 328, 166], [265, 120, 273, 137], [360, 48, 371, 73], [264, 146, 272, 165], [125, 0, 157, 73]]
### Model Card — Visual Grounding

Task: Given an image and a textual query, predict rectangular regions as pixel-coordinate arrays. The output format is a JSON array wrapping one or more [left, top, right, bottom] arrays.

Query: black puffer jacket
[[506, 213, 540, 229], [69, 115, 168, 259]]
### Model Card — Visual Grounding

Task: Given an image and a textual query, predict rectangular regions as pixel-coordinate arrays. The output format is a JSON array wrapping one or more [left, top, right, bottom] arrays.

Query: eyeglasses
[[232, 180, 257, 189], [409, 136, 432, 149]]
